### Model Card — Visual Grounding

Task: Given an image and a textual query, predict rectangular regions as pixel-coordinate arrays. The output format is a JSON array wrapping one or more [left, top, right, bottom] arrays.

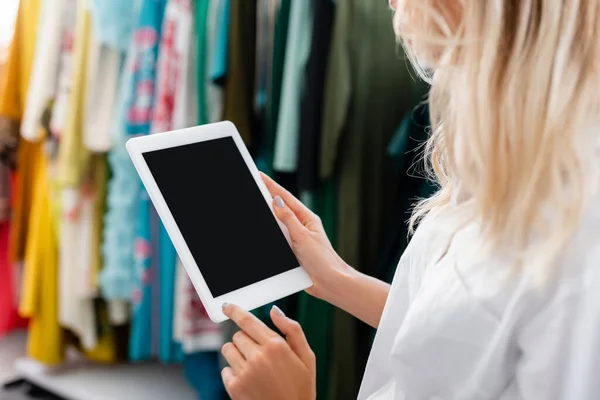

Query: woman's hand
[[260, 173, 350, 300], [261, 173, 391, 328], [221, 303, 316, 400]]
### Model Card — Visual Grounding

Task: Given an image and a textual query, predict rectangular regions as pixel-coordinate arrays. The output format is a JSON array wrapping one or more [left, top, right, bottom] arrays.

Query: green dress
[[320, 0, 429, 398]]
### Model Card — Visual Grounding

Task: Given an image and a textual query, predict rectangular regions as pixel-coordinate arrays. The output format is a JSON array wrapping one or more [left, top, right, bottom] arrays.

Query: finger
[[221, 367, 237, 398], [272, 195, 307, 238], [222, 303, 278, 344], [232, 331, 261, 359], [260, 172, 313, 224], [221, 342, 246, 373], [270, 305, 315, 368]]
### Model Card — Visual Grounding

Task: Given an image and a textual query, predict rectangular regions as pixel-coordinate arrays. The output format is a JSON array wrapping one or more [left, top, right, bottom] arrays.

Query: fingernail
[[274, 196, 285, 209], [272, 305, 285, 317], [222, 303, 229, 311]]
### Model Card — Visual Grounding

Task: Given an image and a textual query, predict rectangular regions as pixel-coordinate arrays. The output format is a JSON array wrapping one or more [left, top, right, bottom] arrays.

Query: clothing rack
[[0, 0, 431, 398]]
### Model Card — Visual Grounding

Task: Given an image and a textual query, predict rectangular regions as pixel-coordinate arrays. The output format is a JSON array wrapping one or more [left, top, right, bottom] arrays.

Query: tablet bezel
[[126, 121, 313, 323]]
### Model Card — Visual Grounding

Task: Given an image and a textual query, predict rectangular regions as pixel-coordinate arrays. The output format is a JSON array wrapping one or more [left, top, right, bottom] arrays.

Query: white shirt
[[360, 176, 600, 399]]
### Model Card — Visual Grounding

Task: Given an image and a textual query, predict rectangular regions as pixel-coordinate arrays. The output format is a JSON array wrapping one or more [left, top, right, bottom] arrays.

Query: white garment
[[150, 0, 223, 353], [83, 26, 121, 152], [360, 180, 600, 398], [49, 0, 78, 138], [21, 0, 66, 141], [173, 260, 223, 353], [58, 188, 98, 350], [272, 0, 313, 172]]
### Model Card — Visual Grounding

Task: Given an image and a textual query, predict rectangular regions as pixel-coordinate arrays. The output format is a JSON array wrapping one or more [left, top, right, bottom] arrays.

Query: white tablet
[[126, 121, 312, 323]]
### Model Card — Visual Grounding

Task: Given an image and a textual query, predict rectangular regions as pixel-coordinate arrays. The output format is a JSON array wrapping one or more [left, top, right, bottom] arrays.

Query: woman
[[220, 0, 600, 398]]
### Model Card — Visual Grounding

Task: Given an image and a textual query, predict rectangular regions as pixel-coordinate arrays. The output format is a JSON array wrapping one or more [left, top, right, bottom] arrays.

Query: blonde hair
[[394, 1, 600, 267]]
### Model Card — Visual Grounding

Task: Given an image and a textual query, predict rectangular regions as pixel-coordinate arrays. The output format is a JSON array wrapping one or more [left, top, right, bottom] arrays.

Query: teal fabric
[[209, 0, 231, 84], [89, 0, 139, 51], [159, 223, 184, 362], [256, 0, 291, 176], [127, 0, 167, 362], [184, 352, 226, 400], [195, 0, 211, 125]]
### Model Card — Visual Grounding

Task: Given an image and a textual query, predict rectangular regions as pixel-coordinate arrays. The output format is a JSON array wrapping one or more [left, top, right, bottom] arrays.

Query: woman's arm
[[261, 173, 390, 328], [321, 267, 391, 328]]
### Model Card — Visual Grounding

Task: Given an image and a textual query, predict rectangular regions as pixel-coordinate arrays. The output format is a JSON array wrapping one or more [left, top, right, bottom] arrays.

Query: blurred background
[[0, 0, 433, 399]]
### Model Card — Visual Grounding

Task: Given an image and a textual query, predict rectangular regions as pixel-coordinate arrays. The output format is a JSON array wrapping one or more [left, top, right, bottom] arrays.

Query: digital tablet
[[126, 121, 312, 323]]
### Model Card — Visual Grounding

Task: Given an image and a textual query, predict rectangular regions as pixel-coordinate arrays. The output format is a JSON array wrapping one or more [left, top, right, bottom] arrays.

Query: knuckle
[[288, 320, 302, 334], [311, 213, 322, 225], [221, 342, 233, 355], [238, 314, 253, 328], [248, 351, 267, 366], [308, 349, 316, 364], [232, 331, 245, 344], [281, 208, 295, 221], [265, 337, 287, 354]]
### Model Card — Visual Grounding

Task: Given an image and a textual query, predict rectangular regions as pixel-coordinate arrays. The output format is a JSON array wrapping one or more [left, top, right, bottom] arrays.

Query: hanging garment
[[19, 149, 64, 365], [297, 0, 335, 195], [194, 0, 210, 125], [85, 0, 140, 153], [184, 352, 226, 400], [145, 0, 197, 363], [0, 218, 23, 335], [57, 2, 92, 189], [251, 0, 278, 173], [56, 1, 99, 350], [173, 260, 224, 352], [209, 0, 230, 85], [49, 0, 79, 139], [88, 0, 139, 52], [20, 0, 65, 142], [204, 0, 224, 123], [127, 0, 167, 362], [272, 0, 313, 173], [223, 0, 256, 145], [83, 31, 121, 152], [0, 162, 25, 334], [258, 0, 290, 176], [0, 0, 43, 265], [100, 3, 141, 321], [58, 157, 109, 351], [254, 0, 278, 118], [320, 1, 429, 398], [293, 2, 337, 399]]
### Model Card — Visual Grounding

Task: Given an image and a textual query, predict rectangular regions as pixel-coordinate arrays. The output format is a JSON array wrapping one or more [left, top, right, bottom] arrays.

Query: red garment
[[0, 170, 28, 336], [0, 221, 28, 335]]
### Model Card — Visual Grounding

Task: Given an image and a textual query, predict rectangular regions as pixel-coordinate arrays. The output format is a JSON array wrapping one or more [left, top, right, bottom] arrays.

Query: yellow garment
[[0, 0, 43, 264], [58, 5, 91, 187], [0, 0, 41, 120], [18, 2, 117, 364], [19, 153, 65, 365]]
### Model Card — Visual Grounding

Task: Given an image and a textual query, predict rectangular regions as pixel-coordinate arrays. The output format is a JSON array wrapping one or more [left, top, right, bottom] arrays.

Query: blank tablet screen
[[142, 137, 299, 297]]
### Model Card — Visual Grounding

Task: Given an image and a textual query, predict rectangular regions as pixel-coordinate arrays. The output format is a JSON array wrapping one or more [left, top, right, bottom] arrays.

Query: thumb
[[270, 305, 315, 369], [272, 195, 305, 238]]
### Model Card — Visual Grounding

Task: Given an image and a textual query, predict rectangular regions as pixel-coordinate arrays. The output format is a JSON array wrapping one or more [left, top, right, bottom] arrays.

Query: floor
[[0, 330, 27, 384], [0, 331, 58, 399], [0, 330, 198, 400]]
